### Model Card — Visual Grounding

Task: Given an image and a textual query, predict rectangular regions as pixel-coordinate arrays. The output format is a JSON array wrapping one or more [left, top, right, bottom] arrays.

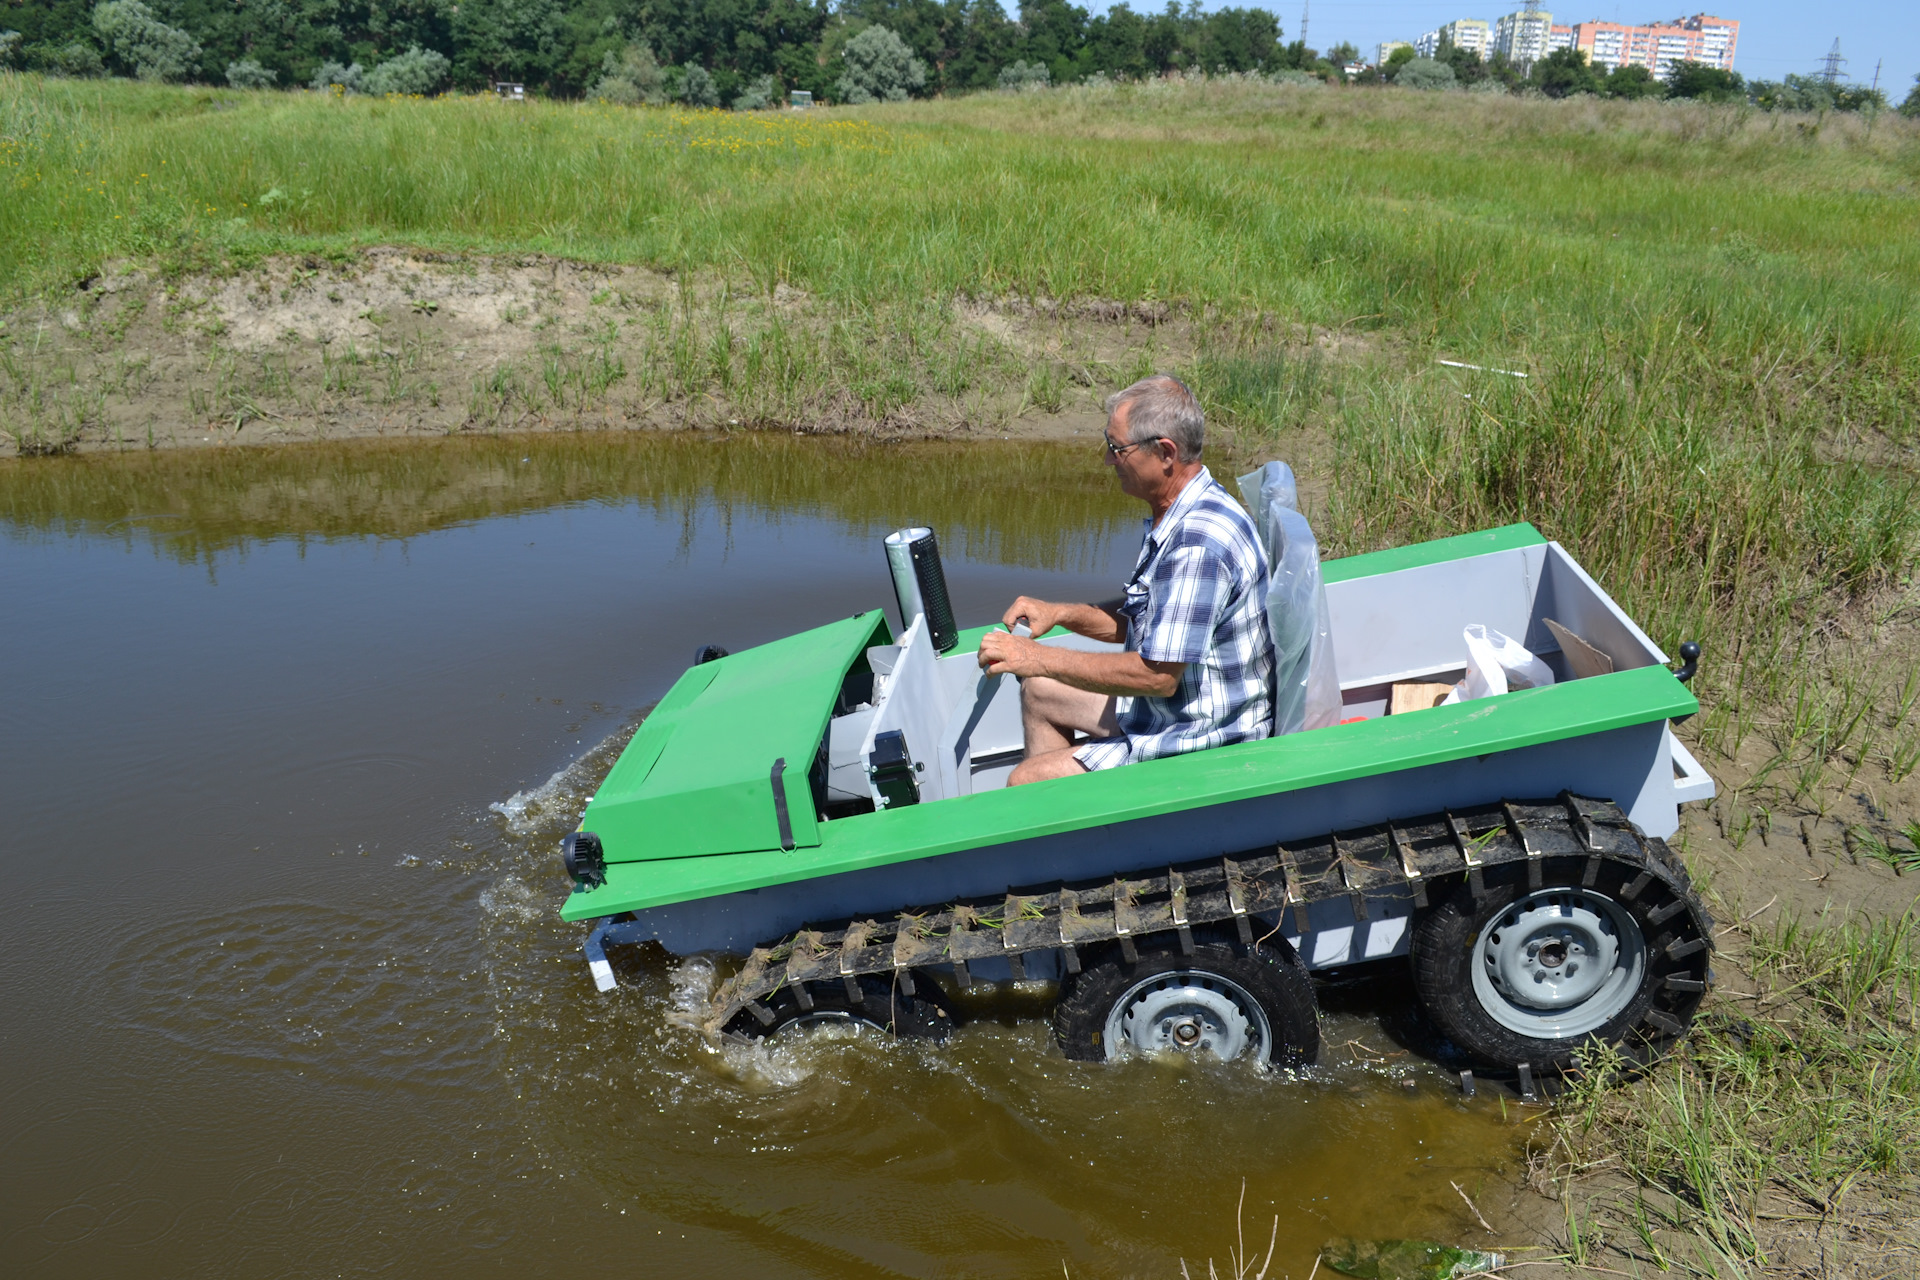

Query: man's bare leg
[[1010, 676, 1118, 786]]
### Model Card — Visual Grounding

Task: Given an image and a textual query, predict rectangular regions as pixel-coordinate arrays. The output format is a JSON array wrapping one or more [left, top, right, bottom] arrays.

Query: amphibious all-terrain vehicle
[[557, 516, 1715, 1087]]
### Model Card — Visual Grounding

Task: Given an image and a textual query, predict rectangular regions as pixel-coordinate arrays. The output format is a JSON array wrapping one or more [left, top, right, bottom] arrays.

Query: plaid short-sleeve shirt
[[1074, 467, 1275, 771]]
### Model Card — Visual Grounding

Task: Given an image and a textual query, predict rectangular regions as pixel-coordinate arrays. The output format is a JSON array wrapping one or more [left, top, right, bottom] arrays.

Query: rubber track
[[702, 792, 1715, 1037]]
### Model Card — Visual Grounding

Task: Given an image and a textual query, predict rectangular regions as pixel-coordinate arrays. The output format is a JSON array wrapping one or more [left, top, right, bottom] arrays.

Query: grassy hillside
[[5, 74, 1918, 357]]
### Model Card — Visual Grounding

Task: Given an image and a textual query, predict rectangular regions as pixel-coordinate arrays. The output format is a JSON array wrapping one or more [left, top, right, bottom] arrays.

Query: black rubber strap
[[770, 758, 794, 851]]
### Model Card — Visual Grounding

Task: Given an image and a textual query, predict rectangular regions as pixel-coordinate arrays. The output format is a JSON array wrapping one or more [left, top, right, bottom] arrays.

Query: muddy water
[[1, 434, 1525, 1279]]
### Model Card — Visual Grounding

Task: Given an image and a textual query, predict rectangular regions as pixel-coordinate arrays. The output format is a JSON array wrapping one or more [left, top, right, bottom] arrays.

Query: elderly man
[[977, 375, 1275, 785]]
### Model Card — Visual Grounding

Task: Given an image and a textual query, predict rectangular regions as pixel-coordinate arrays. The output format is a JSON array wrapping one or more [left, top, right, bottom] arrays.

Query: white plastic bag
[[1442, 623, 1555, 704], [1236, 461, 1342, 734]]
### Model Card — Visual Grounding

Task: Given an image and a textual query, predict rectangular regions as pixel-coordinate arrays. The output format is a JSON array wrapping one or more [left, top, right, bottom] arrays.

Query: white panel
[[1361, 914, 1408, 958], [861, 617, 949, 804], [1668, 729, 1716, 805], [1311, 926, 1355, 966], [1536, 543, 1666, 670], [1324, 546, 1546, 687], [935, 671, 1013, 798], [931, 632, 1124, 797]]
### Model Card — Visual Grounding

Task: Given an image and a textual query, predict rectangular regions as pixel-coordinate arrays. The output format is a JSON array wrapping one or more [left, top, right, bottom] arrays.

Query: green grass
[[3, 70, 1918, 744], [1551, 909, 1920, 1272], [5, 74, 1918, 357]]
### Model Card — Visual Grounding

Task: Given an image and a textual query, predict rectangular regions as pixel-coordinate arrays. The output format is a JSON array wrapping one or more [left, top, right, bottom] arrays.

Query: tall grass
[[1551, 910, 1920, 1270], [4, 73, 1918, 370]]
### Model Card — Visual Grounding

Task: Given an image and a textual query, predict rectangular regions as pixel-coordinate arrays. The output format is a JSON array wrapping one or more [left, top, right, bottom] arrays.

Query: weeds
[[1550, 909, 1920, 1271]]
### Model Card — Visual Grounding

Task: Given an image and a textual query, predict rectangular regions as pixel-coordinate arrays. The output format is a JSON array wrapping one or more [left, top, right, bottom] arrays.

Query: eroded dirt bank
[[0, 248, 1375, 458]]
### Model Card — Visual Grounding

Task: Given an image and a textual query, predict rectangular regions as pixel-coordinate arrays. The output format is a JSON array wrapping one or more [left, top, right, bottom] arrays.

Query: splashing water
[[487, 713, 644, 840]]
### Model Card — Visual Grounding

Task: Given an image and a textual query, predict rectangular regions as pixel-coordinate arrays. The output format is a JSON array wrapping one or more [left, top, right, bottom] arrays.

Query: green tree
[[1530, 46, 1600, 98], [997, 57, 1048, 88], [1482, 48, 1522, 88], [1383, 43, 1413, 77], [224, 56, 275, 86], [1665, 58, 1742, 101], [1323, 40, 1355, 66], [92, 0, 200, 80], [450, 0, 564, 92], [836, 23, 925, 101], [731, 72, 777, 108], [591, 42, 667, 104], [1602, 62, 1658, 99], [361, 44, 449, 94], [1902, 73, 1920, 118], [310, 60, 360, 90], [680, 62, 718, 105], [1396, 56, 1454, 90], [1437, 42, 1485, 84]]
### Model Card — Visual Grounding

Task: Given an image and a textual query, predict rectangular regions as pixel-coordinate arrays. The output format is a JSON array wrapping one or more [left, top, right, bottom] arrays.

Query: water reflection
[[0, 432, 1528, 1280], [0, 432, 1137, 572]]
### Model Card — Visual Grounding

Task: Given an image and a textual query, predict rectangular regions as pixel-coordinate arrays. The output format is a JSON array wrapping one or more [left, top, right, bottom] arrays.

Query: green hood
[[582, 610, 889, 861]]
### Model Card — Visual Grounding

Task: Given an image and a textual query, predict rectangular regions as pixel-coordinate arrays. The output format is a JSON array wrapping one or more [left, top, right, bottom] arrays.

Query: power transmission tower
[[1870, 59, 1881, 92], [1299, 0, 1308, 51], [1818, 38, 1846, 85]]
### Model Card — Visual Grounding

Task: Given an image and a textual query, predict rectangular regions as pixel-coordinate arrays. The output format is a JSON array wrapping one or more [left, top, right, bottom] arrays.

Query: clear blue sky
[[1246, 0, 1918, 97]]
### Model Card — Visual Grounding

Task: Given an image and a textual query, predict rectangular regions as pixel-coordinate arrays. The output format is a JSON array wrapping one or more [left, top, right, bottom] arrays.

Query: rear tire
[[1053, 932, 1320, 1066], [1411, 849, 1710, 1077], [725, 971, 958, 1041]]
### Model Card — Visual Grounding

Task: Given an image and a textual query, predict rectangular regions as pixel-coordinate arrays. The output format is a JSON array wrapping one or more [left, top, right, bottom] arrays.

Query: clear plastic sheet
[[1237, 461, 1343, 734]]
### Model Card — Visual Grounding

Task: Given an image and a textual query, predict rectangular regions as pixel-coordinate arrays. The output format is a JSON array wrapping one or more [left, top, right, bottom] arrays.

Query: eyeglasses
[[1103, 435, 1152, 459]]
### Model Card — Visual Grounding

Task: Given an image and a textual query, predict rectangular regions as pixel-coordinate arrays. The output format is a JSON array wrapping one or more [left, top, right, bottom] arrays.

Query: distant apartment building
[[1414, 18, 1493, 60], [1377, 40, 1413, 64], [1565, 14, 1739, 73], [1492, 9, 1556, 67], [1546, 24, 1574, 54]]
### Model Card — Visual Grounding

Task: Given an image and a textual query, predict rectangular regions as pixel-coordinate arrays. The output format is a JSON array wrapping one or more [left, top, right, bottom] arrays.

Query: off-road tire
[[1411, 849, 1710, 1078], [725, 970, 958, 1041], [1053, 932, 1320, 1066]]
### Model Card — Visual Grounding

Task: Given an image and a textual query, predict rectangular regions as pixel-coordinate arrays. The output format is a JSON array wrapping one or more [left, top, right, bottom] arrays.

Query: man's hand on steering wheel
[[977, 628, 1044, 678], [1001, 596, 1063, 637]]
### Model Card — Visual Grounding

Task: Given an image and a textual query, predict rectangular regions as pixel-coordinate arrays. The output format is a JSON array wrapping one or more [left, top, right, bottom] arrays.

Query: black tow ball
[[1673, 640, 1701, 684]]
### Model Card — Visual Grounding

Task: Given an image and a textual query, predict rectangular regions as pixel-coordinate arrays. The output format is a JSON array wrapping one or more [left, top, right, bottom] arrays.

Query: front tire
[[725, 971, 958, 1041], [1411, 851, 1710, 1076], [1053, 932, 1320, 1066]]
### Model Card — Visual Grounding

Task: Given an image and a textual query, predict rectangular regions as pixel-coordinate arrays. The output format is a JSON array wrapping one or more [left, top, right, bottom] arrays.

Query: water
[[0, 434, 1525, 1278]]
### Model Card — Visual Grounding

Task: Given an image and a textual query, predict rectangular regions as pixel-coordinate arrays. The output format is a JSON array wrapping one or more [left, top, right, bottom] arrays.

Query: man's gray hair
[[1107, 374, 1204, 463]]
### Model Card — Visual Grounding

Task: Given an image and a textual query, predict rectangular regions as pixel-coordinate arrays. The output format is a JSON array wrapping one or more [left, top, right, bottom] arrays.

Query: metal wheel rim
[[1471, 887, 1645, 1039], [1102, 969, 1272, 1063], [773, 1010, 866, 1039]]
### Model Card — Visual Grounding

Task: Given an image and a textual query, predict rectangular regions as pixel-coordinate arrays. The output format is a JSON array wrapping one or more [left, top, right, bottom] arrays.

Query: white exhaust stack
[[884, 527, 957, 652]]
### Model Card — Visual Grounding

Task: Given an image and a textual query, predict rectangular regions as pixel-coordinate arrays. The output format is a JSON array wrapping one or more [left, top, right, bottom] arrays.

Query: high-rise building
[[1414, 18, 1493, 60], [1376, 40, 1413, 65], [1492, 9, 1555, 68], [1546, 24, 1574, 55], [1565, 14, 1739, 74]]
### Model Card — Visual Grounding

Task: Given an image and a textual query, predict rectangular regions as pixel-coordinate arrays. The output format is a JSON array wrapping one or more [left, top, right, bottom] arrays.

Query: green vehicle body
[[562, 523, 1698, 927]]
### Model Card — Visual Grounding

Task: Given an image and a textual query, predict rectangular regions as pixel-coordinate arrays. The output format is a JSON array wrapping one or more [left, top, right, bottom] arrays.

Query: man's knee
[[1008, 747, 1088, 787]]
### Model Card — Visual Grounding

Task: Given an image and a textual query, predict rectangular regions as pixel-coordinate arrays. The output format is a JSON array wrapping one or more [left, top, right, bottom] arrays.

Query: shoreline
[[0, 248, 1260, 461]]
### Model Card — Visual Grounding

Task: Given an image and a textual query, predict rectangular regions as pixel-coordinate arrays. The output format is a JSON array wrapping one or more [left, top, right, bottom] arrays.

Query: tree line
[[2, 0, 1913, 117], [1376, 38, 1912, 114], [0, 0, 1308, 103]]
